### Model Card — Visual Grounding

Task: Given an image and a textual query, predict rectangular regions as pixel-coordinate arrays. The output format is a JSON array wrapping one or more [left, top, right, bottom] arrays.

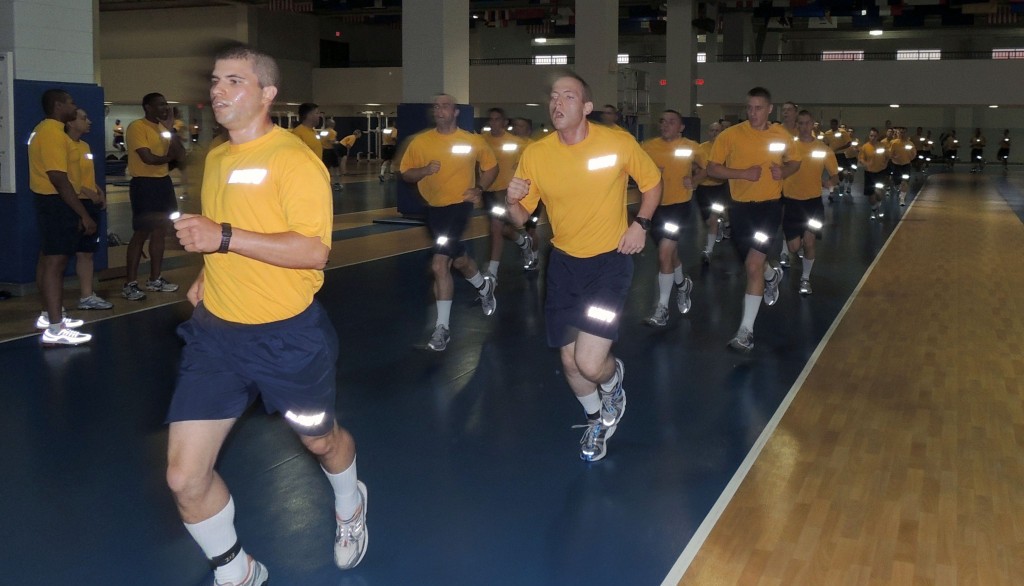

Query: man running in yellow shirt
[[640, 109, 698, 326], [481, 107, 537, 279], [857, 127, 891, 219], [692, 121, 730, 264], [707, 86, 801, 352], [887, 127, 917, 206], [506, 73, 662, 462], [781, 111, 838, 296]]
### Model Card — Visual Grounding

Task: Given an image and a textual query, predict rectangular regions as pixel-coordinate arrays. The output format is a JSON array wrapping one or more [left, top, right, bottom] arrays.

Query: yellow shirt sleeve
[[340, 134, 357, 149], [126, 119, 171, 178], [28, 119, 72, 195], [292, 125, 323, 158]]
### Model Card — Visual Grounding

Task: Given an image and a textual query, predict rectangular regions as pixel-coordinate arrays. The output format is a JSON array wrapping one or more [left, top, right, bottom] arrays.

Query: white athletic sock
[[435, 300, 452, 328], [705, 233, 716, 252], [673, 264, 684, 286], [379, 163, 386, 175], [184, 497, 249, 585], [514, 233, 528, 248], [657, 272, 674, 307], [487, 260, 500, 276], [578, 390, 602, 417], [324, 457, 361, 520], [467, 271, 485, 289], [763, 263, 777, 281], [740, 294, 761, 332], [802, 258, 815, 280], [599, 362, 621, 392]]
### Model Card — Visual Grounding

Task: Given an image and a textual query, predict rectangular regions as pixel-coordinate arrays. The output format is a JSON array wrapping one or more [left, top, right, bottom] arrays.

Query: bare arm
[[401, 161, 440, 184], [173, 214, 329, 270], [779, 160, 801, 179]]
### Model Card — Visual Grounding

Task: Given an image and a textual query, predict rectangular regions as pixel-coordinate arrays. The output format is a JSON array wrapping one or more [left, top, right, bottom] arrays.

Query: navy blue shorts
[[483, 190, 511, 223], [129, 176, 177, 232], [729, 198, 782, 259], [893, 163, 912, 181], [652, 201, 692, 242], [863, 171, 884, 195], [782, 197, 825, 241], [77, 199, 103, 254], [167, 301, 339, 437], [34, 194, 81, 257], [998, 148, 1009, 161], [545, 249, 633, 348], [835, 154, 850, 171], [694, 183, 730, 222], [426, 202, 472, 258]]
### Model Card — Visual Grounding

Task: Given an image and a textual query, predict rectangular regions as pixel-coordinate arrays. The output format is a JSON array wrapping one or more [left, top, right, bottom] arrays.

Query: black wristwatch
[[218, 222, 232, 253], [634, 216, 652, 231]]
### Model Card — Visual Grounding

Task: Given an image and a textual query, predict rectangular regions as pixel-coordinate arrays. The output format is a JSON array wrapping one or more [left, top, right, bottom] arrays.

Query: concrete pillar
[[574, 0, 619, 108], [666, 0, 697, 116], [402, 0, 469, 103], [0, 0, 95, 83]]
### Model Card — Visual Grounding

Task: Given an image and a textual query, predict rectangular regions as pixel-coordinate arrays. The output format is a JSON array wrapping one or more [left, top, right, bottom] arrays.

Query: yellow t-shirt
[[201, 126, 333, 325], [339, 133, 358, 149], [823, 129, 852, 154], [642, 136, 701, 205], [783, 139, 838, 200], [70, 139, 98, 196], [126, 118, 172, 178], [888, 138, 917, 165], [292, 125, 323, 159], [708, 121, 801, 203], [28, 118, 72, 195], [320, 128, 337, 150], [695, 140, 724, 187], [399, 128, 498, 207], [858, 142, 890, 173], [780, 123, 799, 138], [382, 127, 398, 146], [514, 122, 662, 258], [210, 133, 229, 150], [843, 136, 861, 159], [482, 131, 529, 192]]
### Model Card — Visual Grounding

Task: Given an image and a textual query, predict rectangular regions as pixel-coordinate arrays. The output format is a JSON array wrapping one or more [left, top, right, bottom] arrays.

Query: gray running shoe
[[334, 481, 368, 570], [645, 304, 669, 327], [215, 556, 268, 586], [700, 250, 711, 265], [799, 279, 813, 296], [521, 234, 539, 270], [478, 274, 497, 316], [779, 252, 790, 268], [599, 358, 626, 428], [145, 276, 179, 292], [676, 276, 693, 314], [122, 281, 147, 301], [78, 294, 113, 310], [574, 418, 613, 462], [763, 265, 783, 306], [427, 325, 450, 352], [728, 327, 754, 353], [41, 326, 92, 347]]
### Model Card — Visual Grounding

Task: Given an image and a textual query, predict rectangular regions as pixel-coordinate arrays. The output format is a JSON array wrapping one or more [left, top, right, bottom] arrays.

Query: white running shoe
[[41, 327, 92, 346], [335, 481, 368, 570], [35, 310, 84, 329]]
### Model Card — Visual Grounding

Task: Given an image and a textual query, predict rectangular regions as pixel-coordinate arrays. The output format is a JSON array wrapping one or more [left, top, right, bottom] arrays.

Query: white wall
[[2, 0, 94, 84]]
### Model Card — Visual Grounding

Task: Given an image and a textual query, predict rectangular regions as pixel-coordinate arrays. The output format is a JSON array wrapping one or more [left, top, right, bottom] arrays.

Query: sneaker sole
[[727, 340, 753, 353]]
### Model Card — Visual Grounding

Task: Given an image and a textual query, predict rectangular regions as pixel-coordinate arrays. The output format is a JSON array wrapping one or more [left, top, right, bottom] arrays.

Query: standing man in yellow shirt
[[168, 45, 367, 585], [481, 107, 537, 280], [123, 92, 185, 301], [379, 123, 398, 181], [338, 128, 362, 177], [319, 118, 341, 189], [857, 127, 891, 219], [640, 109, 698, 326], [781, 110, 838, 296], [66, 108, 114, 311], [29, 89, 95, 346], [887, 127, 917, 206], [707, 86, 801, 353], [292, 102, 323, 159], [399, 94, 499, 352], [506, 73, 663, 462]]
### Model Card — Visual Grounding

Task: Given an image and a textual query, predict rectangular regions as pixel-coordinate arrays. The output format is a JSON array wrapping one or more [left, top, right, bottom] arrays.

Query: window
[[533, 55, 568, 65], [992, 48, 1024, 60], [617, 54, 629, 64], [821, 50, 864, 61], [697, 52, 707, 63], [896, 49, 940, 61]]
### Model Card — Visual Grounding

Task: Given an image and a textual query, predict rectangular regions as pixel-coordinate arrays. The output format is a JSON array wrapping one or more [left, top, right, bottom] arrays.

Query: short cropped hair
[[298, 102, 319, 121], [552, 71, 593, 104], [215, 44, 281, 89], [488, 107, 506, 120], [142, 92, 164, 108], [41, 89, 70, 117], [748, 86, 772, 102]]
